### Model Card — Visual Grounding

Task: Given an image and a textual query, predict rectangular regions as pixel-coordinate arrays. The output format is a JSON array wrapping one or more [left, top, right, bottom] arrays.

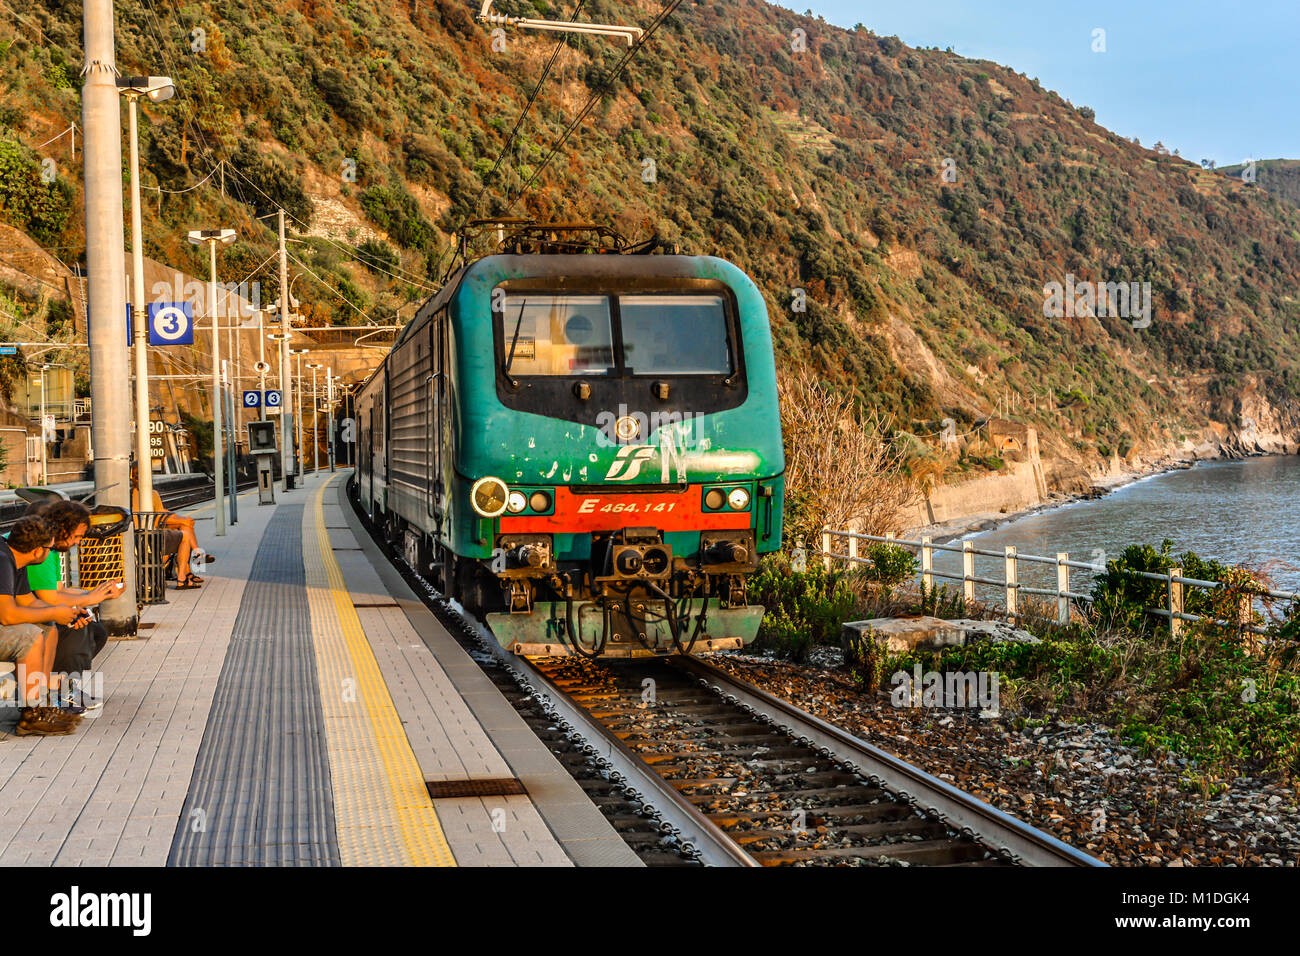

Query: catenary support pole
[[82, 0, 137, 633], [277, 209, 295, 490], [209, 240, 225, 535]]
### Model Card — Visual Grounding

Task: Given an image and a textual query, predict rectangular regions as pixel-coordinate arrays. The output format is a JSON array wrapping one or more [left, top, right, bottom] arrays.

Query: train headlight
[[471, 476, 510, 518], [529, 491, 552, 513], [727, 487, 750, 511], [704, 488, 726, 510], [506, 491, 527, 514]]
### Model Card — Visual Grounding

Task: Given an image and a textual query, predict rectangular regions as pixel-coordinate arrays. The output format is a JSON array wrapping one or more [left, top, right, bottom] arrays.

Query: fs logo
[[605, 445, 656, 481]]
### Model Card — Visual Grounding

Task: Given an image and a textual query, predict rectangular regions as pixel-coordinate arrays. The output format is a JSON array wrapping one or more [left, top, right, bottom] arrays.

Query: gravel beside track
[[709, 652, 1300, 866]]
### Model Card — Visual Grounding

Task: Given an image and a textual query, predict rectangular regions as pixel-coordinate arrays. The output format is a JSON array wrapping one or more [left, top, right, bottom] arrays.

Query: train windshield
[[619, 295, 730, 375], [497, 293, 733, 377], [499, 295, 616, 377]]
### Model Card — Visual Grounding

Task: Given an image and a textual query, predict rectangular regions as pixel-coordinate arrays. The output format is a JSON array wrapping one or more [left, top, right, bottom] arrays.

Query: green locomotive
[[355, 227, 784, 657]]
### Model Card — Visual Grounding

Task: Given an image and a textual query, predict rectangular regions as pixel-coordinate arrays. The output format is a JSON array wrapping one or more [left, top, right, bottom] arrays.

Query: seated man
[[0, 517, 85, 736], [27, 499, 124, 711], [130, 463, 211, 587]]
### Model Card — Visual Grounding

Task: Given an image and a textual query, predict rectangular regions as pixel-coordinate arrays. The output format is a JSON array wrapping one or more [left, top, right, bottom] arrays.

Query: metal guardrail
[[820, 529, 1300, 637]]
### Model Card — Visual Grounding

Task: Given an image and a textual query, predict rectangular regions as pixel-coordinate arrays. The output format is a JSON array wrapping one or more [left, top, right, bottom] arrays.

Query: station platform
[[0, 471, 639, 867]]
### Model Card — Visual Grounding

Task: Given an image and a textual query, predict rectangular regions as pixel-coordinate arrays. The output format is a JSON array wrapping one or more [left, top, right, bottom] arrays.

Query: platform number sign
[[265, 389, 282, 410], [243, 390, 261, 408], [147, 302, 194, 345]]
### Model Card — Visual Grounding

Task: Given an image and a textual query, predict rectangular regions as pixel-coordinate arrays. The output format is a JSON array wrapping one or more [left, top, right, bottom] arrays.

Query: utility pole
[[188, 230, 236, 535], [326, 366, 335, 472], [258, 308, 267, 422], [38, 367, 47, 485], [291, 348, 308, 477], [82, 0, 137, 635], [277, 209, 295, 490], [308, 363, 321, 472]]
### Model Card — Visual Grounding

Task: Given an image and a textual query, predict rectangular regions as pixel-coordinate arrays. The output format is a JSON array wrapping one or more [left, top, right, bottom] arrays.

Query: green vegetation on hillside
[[3, 0, 1300, 464]]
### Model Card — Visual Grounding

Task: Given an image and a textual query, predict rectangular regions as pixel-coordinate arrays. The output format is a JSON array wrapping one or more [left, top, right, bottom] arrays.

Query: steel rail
[[497, 650, 758, 867], [672, 656, 1105, 867]]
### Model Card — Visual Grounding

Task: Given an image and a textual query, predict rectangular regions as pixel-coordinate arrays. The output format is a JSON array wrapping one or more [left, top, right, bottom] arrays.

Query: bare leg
[[43, 627, 60, 696], [177, 536, 194, 582], [19, 636, 47, 706]]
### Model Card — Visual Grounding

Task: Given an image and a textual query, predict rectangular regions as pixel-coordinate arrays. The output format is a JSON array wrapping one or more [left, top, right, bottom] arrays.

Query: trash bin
[[77, 505, 132, 594], [132, 511, 171, 606]]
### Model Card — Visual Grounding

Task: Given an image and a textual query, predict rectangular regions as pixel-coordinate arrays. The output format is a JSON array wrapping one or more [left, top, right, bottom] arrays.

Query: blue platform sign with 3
[[148, 302, 194, 345]]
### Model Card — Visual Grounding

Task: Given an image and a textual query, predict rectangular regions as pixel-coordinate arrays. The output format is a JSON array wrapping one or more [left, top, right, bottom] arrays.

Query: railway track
[[513, 654, 1103, 867], [351, 481, 1103, 868], [0, 475, 264, 533]]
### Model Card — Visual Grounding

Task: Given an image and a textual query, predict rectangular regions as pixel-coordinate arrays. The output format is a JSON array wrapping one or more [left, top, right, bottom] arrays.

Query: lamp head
[[118, 76, 175, 102]]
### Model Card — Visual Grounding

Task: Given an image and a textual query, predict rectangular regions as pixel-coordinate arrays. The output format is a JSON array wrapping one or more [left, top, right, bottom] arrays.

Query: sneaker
[[66, 679, 103, 714], [15, 707, 79, 737]]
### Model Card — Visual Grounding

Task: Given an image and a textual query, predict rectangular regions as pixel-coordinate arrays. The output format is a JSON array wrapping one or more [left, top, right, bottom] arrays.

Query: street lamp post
[[187, 229, 236, 535], [38, 365, 47, 485], [268, 332, 291, 478], [291, 348, 309, 477], [326, 366, 335, 473], [307, 363, 322, 472], [118, 76, 173, 516]]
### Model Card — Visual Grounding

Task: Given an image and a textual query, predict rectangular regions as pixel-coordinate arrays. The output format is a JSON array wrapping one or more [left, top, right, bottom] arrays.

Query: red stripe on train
[[499, 486, 751, 533]]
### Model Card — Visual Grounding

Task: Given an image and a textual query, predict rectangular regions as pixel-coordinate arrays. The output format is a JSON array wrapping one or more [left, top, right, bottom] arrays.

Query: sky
[[803, 0, 1300, 166]]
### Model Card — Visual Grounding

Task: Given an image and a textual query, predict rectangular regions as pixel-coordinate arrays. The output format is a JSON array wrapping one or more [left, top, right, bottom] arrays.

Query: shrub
[[748, 554, 857, 663], [776, 362, 918, 546], [361, 182, 435, 251], [356, 238, 399, 275], [0, 139, 74, 243], [859, 542, 917, 591]]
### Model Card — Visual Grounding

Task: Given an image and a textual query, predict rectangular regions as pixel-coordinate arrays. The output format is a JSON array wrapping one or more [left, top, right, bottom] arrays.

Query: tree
[[776, 363, 918, 544]]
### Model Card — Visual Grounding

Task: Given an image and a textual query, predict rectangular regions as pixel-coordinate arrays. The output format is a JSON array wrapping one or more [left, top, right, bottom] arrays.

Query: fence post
[[1169, 566, 1183, 639], [962, 540, 975, 604], [1004, 546, 1018, 621], [847, 533, 858, 566], [921, 536, 933, 594], [821, 529, 832, 572], [1056, 552, 1070, 626]]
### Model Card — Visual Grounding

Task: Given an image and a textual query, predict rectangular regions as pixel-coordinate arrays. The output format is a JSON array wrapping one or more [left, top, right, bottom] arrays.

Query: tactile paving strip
[[168, 506, 341, 866], [303, 477, 457, 866]]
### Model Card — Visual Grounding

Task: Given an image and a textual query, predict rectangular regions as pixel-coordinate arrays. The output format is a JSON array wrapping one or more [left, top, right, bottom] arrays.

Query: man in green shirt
[[26, 500, 124, 711]]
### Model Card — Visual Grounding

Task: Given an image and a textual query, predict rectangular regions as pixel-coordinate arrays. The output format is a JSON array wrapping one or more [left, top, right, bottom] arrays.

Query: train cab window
[[498, 295, 615, 377], [619, 295, 731, 376]]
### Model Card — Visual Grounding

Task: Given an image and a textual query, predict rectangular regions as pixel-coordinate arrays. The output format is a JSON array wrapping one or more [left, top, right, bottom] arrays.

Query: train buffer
[[0, 471, 638, 867]]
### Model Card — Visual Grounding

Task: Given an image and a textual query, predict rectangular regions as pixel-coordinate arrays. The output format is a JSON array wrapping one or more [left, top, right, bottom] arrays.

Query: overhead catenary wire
[[220, 161, 440, 291], [436, 0, 679, 282], [286, 252, 373, 322], [453, 1, 587, 238], [504, 0, 684, 214]]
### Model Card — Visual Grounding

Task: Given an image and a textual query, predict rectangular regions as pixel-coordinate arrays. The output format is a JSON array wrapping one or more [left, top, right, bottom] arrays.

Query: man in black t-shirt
[[0, 517, 84, 736]]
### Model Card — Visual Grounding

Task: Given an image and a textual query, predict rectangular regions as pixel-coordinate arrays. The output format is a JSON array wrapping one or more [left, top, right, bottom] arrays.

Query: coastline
[[903, 454, 1215, 545]]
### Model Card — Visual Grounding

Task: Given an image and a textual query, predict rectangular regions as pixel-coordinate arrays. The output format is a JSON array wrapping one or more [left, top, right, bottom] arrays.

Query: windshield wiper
[[502, 299, 526, 387]]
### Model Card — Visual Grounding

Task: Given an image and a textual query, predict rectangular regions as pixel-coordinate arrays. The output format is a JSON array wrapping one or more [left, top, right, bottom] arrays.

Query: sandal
[[175, 577, 203, 590]]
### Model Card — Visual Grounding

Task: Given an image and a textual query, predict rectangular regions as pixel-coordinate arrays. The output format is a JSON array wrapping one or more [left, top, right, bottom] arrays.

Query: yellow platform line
[[302, 474, 457, 866]]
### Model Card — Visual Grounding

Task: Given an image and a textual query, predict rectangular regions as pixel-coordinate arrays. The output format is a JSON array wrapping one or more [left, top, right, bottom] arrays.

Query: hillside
[[1218, 159, 1300, 210], [4, 0, 1300, 493]]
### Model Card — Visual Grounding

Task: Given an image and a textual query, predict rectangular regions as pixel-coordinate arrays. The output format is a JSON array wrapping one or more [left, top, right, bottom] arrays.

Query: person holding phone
[[1, 517, 85, 735], [25, 500, 121, 712]]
